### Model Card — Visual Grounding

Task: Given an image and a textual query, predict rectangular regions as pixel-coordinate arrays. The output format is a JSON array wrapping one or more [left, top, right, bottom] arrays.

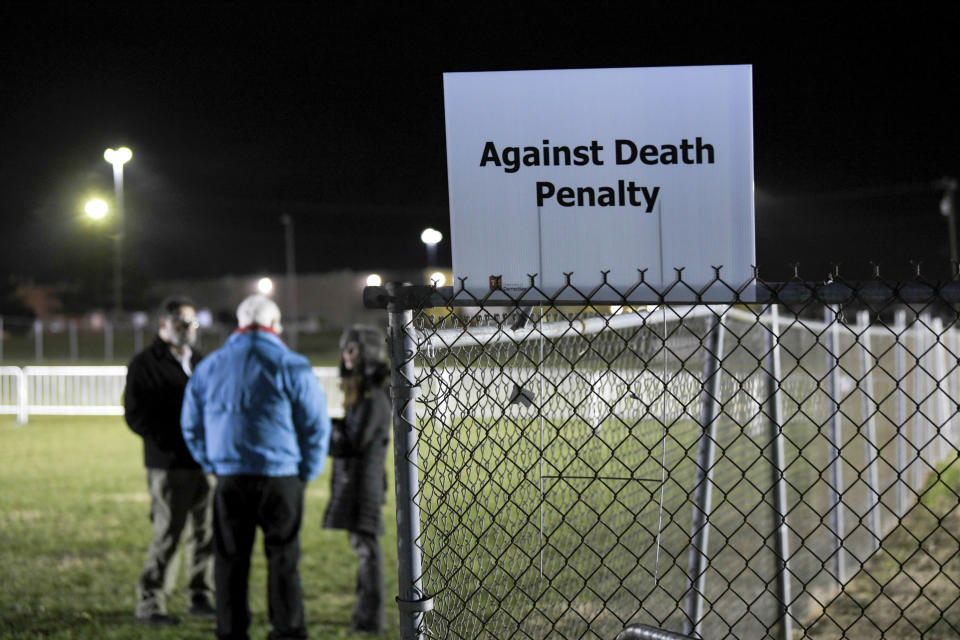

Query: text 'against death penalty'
[[478, 137, 716, 211]]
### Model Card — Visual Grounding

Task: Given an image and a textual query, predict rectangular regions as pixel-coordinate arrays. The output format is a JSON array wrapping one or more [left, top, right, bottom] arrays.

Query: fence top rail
[[0, 367, 26, 375], [415, 303, 954, 352], [363, 278, 960, 310], [23, 366, 129, 375]]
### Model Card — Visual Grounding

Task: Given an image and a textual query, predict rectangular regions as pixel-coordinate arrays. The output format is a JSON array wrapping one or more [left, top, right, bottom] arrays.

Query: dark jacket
[[322, 365, 390, 535], [124, 337, 204, 469]]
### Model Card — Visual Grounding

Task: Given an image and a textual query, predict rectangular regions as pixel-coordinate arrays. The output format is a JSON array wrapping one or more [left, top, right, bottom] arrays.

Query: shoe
[[188, 595, 217, 619], [135, 612, 181, 626]]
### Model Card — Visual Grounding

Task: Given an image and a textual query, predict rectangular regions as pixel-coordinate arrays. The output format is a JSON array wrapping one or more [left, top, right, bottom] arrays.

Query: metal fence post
[[764, 304, 793, 640], [912, 315, 925, 491], [105, 319, 114, 363], [950, 319, 957, 445], [34, 319, 43, 362], [894, 309, 907, 516], [15, 366, 27, 424], [857, 310, 881, 549], [683, 312, 725, 638], [824, 305, 846, 585], [69, 319, 79, 362], [386, 283, 430, 640], [932, 318, 949, 465], [918, 313, 934, 470], [952, 326, 960, 446]]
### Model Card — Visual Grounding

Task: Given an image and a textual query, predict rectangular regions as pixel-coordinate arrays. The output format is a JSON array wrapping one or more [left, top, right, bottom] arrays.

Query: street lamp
[[421, 227, 443, 267], [103, 146, 131, 315], [257, 277, 274, 295], [84, 198, 108, 220], [280, 214, 298, 349], [939, 177, 958, 268]]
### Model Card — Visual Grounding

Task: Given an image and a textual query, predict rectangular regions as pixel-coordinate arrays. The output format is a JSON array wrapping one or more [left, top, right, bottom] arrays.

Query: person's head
[[158, 296, 199, 349], [236, 294, 283, 333], [339, 324, 385, 374]]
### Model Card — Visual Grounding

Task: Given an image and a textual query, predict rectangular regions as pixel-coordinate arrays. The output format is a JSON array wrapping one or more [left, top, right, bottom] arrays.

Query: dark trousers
[[348, 531, 384, 632], [213, 475, 307, 640]]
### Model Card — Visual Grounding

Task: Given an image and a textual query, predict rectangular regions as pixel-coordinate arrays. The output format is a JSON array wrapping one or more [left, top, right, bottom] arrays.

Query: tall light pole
[[939, 177, 958, 269], [104, 147, 131, 316], [280, 214, 298, 349]]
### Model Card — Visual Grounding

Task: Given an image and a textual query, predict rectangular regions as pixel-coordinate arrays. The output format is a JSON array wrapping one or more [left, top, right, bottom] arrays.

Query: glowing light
[[366, 274, 382, 287], [257, 277, 274, 294], [420, 228, 443, 245], [197, 309, 213, 328], [103, 147, 132, 165], [84, 198, 108, 219], [430, 272, 447, 287]]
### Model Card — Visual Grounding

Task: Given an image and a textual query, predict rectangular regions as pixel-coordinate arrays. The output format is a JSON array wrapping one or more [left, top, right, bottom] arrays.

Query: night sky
[[1, 2, 958, 289]]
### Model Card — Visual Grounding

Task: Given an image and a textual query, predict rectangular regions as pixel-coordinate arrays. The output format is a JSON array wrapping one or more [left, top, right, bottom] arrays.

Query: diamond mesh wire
[[382, 277, 960, 640]]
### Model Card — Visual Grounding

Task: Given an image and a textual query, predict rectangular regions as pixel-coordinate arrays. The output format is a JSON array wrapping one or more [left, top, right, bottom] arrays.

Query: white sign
[[443, 65, 755, 301]]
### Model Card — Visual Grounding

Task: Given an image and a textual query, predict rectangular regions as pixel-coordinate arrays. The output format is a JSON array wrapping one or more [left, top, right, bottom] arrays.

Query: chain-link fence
[[367, 272, 960, 640]]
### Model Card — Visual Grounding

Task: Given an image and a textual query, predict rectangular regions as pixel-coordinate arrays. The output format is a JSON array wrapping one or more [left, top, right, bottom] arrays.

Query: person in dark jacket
[[323, 324, 391, 634], [124, 296, 215, 626]]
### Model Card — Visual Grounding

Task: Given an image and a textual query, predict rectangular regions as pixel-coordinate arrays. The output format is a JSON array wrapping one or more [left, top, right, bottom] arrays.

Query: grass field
[[3, 409, 958, 640], [805, 457, 960, 639], [0, 415, 400, 640]]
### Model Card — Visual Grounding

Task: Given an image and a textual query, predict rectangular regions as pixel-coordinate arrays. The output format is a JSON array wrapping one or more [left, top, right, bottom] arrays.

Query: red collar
[[235, 324, 283, 339]]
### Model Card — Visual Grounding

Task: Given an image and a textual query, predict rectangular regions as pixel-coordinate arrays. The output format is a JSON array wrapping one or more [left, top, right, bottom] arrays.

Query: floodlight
[[257, 277, 274, 295], [420, 228, 443, 245], [103, 147, 132, 165], [366, 274, 382, 287], [84, 198, 109, 220]]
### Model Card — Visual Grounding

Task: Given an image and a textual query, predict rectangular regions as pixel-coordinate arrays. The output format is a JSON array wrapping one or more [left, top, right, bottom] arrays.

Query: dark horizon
[[1, 3, 958, 291]]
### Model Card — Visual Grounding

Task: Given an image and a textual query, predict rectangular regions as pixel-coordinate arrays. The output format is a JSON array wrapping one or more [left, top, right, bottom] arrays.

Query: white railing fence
[[0, 366, 344, 424]]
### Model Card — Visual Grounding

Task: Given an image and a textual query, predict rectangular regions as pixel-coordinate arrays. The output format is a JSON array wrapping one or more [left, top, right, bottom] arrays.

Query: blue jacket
[[181, 328, 330, 480]]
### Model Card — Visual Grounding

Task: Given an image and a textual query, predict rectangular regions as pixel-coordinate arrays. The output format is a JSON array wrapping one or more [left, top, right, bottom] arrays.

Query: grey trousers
[[348, 531, 384, 633], [136, 468, 214, 616]]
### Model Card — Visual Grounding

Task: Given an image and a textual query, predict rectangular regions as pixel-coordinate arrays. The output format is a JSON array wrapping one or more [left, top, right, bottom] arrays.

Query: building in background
[[148, 268, 445, 331], [0, 268, 452, 365]]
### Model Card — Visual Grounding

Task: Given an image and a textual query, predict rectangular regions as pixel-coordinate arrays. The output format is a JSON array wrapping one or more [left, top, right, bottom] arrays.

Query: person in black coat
[[322, 325, 391, 634], [124, 296, 215, 625]]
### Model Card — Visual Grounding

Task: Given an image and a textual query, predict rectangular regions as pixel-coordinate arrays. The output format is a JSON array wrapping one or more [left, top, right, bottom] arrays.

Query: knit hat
[[339, 324, 386, 364]]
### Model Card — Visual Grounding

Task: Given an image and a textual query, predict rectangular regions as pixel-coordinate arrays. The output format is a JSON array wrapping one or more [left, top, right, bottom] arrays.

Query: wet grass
[[0, 415, 399, 639], [805, 455, 960, 639], [5, 413, 955, 640]]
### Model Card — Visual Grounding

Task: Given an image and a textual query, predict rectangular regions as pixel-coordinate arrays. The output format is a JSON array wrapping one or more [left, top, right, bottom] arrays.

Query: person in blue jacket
[[181, 294, 330, 640]]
